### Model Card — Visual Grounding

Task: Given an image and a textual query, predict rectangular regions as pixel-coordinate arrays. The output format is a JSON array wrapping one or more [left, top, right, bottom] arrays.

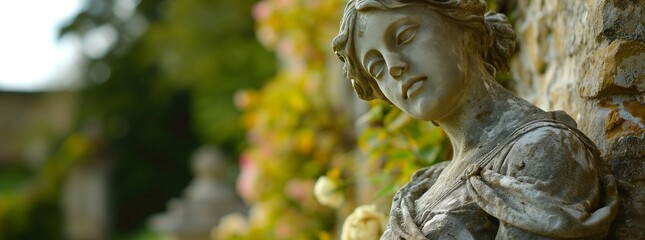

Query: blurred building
[[0, 90, 76, 167]]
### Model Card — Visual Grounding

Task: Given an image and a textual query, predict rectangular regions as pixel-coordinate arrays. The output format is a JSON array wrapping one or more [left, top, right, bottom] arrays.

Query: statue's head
[[332, 0, 515, 120]]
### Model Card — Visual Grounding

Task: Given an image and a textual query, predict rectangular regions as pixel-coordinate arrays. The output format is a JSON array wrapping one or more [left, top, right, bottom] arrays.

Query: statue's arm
[[467, 126, 617, 239]]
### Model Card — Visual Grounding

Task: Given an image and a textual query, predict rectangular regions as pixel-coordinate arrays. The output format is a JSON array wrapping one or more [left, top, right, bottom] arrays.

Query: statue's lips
[[403, 76, 428, 99]]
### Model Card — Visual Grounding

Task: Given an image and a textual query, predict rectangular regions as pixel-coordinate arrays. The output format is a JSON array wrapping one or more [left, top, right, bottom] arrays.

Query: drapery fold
[[381, 114, 618, 239]]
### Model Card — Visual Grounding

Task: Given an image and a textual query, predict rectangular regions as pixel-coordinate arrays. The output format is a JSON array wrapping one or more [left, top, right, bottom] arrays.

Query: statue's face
[[354, 7, 469, 121]]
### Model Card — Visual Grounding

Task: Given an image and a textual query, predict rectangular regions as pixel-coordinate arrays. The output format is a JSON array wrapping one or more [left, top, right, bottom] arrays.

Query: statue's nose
[[385, 53, 407, 79], [390, 66, 403, 77]]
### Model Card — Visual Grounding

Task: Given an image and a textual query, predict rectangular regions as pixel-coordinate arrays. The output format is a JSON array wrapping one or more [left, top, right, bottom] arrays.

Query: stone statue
[[332, 0, 619, 239]]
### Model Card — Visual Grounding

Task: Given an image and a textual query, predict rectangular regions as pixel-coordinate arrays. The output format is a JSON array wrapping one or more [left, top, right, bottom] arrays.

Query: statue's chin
[[404, 106, 447, 122], [405, 93, 464, 122]]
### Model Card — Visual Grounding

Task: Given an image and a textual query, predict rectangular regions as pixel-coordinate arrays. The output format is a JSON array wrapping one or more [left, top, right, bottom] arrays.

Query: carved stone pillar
[[149, 146, 245, 240], [63, 160, 111, 240]]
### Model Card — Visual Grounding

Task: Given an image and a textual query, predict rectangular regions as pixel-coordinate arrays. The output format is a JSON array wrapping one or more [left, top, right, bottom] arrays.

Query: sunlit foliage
[[216, 0, 450, 239], [225, 0, 350, 238]]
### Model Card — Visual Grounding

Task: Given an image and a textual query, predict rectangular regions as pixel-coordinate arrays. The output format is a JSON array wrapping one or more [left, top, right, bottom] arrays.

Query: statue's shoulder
[[501, 111, 602, 180], [471, 112, 618, 238]]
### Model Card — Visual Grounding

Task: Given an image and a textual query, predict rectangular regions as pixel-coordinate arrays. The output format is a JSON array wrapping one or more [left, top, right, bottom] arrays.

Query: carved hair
[[332, 0, 516, 101]]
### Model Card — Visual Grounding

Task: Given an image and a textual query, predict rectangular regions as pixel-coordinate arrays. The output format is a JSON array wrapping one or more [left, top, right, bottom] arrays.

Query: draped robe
[[382, 111, 619, 240]]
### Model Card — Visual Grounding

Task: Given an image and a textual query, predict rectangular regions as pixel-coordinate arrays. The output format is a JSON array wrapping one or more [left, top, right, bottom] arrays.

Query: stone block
[[580, 40, 645, 98], [601, 0, 645, 42], [607, 136, 645, 240]]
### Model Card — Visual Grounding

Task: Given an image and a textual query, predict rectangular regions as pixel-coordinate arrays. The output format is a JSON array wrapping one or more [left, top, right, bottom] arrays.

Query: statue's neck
[[435, 76, 539, 161]]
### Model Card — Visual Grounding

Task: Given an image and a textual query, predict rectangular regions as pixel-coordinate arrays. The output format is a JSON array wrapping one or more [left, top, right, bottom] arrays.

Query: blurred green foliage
[[355, 104, 450, 203], [0, 133, 96, 239], [0, 0, 275, 239], [66, 0, 276, 235]]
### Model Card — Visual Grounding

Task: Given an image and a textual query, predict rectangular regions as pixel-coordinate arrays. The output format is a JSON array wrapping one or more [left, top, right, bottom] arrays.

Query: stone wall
[[510, 0, 644, 239]]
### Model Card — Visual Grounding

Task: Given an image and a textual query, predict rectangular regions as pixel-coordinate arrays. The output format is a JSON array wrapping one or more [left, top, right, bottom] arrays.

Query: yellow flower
[[211, 213, 248, 239], [341, 205, 386, 240], [313, 176, 344, 208]]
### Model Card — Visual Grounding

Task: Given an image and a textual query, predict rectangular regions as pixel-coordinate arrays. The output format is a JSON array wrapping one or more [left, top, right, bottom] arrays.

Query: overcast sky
[[0, 0, 82, 92]]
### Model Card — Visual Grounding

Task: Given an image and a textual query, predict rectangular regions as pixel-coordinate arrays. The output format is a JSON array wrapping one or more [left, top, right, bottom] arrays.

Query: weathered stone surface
[[510, 0, 645, 239], [601, 0, 645, 42], [607, 136, 645, 239], [581, 41, 645, 98]]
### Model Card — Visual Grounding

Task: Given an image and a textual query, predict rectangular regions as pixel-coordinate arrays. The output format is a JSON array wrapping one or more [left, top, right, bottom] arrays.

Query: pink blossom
[[275, 0, 294, 9], [237, 153, 259, 202], [277, 39, 296, 58], [285, 179, 314, 202], [276, 221, 293, 239], [257, 25, 278, 49], [252, 1, 272, 21], [234, 90, 251, 110]]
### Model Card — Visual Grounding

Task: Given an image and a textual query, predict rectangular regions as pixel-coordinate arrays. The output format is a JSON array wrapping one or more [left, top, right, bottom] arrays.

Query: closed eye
[[396, 24, 418, 46], [367, 58, 386, 79]]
